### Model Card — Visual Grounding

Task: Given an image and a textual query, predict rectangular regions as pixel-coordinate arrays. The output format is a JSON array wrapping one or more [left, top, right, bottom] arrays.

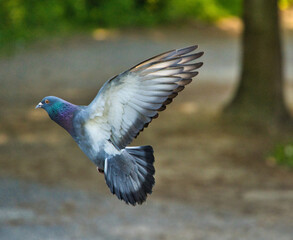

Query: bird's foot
[[96, 167, 104, 174]]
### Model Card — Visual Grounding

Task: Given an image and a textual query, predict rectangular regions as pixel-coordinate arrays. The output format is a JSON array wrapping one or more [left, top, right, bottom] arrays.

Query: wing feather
[[84, 45, 204, 148]]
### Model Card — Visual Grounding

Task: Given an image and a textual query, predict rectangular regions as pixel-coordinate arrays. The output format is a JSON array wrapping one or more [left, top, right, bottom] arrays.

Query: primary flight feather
[[36, 45, 204, 205]]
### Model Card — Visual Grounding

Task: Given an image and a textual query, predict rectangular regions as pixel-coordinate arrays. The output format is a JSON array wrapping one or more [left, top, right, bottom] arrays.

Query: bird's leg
[[96, 167, 104, 174]]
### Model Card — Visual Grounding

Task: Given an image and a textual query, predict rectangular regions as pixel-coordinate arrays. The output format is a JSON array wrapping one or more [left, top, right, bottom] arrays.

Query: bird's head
[[35, 96, 62, 112], [35, 96, 78, 134]]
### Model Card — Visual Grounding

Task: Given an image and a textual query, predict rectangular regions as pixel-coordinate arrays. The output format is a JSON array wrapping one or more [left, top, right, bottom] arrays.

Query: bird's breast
[[74, 117, 119, 167]]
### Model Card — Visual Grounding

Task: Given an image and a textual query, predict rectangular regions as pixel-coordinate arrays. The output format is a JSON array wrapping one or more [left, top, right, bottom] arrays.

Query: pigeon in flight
[[36, 45, 204, 205]]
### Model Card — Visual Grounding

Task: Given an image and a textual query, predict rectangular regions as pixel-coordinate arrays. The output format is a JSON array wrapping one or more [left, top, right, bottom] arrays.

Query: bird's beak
[[35, 102, 43, 109]]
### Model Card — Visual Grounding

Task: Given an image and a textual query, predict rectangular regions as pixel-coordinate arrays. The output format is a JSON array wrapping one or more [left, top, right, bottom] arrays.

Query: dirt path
[[1, 27, 293, 239], [1, 178, 293, 240]]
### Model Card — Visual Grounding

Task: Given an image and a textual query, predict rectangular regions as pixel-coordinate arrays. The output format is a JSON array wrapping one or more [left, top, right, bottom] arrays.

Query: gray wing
[[84, 45, 204, 149]]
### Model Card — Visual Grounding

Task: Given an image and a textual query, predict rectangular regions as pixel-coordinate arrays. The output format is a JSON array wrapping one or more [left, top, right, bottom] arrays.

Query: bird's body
[[36, 45, 204, 205], [74, 109, 119, 168], [43, 98, 111, 167]]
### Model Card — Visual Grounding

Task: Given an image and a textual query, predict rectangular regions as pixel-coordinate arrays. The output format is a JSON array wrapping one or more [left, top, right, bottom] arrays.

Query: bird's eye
[[45, 99, 50, 104]]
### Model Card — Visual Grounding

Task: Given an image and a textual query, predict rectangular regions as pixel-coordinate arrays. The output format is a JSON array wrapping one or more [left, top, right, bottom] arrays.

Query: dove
[[36, 45, 204, 205]]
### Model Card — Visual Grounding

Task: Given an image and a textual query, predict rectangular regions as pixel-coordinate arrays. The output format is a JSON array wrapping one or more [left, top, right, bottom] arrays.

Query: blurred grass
[[270, 143, 293, 168], [2, 0, 293, 55], [0, 0, 243, 53], [2, 0, 293, 54]]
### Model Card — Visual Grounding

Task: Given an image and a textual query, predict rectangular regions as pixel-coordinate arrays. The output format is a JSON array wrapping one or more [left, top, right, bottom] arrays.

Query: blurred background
[[1, 0, 293, 239]]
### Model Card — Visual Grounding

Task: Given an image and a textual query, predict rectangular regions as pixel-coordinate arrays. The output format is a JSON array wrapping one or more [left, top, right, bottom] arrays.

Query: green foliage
[[270, 143, 293, 168], [279, 0, 293, 9], [1, 0, 293, 51], [0, 0, 88, 44], [5, 0, 293, 51], [0, 0, 244, 45], [165, 0, 241, 22]]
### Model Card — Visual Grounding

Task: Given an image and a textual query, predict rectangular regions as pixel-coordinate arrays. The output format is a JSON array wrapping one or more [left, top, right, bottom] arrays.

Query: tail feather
[[104, 145, 155, 205]]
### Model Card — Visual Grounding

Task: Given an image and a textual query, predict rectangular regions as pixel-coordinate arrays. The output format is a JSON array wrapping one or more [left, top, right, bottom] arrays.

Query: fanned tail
[[104, 145, 155, 205]]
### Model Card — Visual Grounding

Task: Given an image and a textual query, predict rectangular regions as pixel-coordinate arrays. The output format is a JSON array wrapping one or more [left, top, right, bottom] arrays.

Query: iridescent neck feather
[[47, 101, 78, 136]]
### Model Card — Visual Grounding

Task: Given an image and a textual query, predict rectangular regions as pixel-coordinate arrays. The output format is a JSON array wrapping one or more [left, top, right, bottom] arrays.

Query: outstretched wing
[[85, 45, 204, 149]]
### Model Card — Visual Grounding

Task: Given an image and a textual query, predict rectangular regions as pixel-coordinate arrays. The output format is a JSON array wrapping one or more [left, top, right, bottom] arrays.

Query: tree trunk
[[225, 0, 290, 126]]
